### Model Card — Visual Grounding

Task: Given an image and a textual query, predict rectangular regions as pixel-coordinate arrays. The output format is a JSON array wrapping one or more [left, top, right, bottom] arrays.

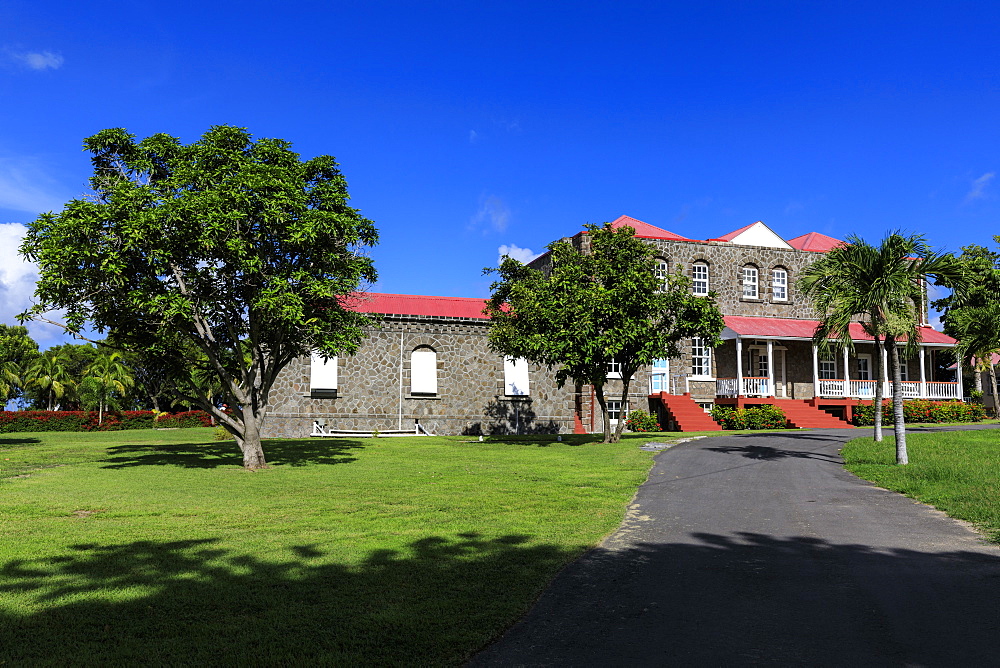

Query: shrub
[[852, 400, 986, 425], [711, 404, 787, 430], [213, 425, 233, 440], [624, 409, 660, 432], [0, 409, 216, 433]]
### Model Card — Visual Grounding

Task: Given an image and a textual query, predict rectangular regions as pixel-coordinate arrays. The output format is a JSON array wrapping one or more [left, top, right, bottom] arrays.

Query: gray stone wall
[[262, 314, 578, 438]]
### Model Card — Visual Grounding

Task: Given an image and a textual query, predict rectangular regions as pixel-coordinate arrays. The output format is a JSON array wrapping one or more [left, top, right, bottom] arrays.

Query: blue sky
[[1, 1, 998, 345]]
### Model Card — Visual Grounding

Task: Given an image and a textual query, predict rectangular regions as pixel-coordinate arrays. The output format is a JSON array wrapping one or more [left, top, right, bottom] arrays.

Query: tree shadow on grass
[[0, 533, 579, 666], [0, 436, 42, 448], [100, 438, 370, 469]]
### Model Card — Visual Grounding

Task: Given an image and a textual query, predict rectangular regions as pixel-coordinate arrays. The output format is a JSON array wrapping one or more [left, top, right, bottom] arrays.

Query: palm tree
[[949, 304, 1000, 417], [801, 232, 966, 464], [79, 351, 134, 425], [24, 349, 75, 411]]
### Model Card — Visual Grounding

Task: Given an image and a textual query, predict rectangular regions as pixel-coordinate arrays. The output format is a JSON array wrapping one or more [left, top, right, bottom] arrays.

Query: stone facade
[[262, 314, 578, 438]]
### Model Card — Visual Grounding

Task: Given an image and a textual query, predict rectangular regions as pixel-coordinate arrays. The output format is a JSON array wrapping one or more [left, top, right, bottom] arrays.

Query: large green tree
[[23, 348, 75, 411], [485, 223, 725, 443], [800, 232, 965, 464], [20, 126, 378, 468], [932, 241, 1000, 415], [78, 351, 134, 424]]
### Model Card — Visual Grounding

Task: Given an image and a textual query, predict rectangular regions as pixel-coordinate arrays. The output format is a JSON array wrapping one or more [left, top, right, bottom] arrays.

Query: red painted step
[[655, 392, 722, 432], [766, 399, 854, 429]]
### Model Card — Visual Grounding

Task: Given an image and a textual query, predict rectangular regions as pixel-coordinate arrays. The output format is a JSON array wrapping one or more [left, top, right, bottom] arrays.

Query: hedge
[[0, 410, 214, 433], [624, 409, 661, 432], [710, 404, 787, 430], [852, 400, 986, 426]]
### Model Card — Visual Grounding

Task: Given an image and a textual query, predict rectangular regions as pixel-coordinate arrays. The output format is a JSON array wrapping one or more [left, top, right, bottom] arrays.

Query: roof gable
[[714, 221, 792, 249], [607, 215, 689, 240], [787, 231, 845, 253]]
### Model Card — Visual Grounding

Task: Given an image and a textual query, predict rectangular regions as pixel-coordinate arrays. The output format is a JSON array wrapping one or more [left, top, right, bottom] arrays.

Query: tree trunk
[[235, 405, 268, 469], [989, 363, 999, 419], [594, 384, 611, 443], [974, 361, 984, 394], [99, 400, 103, 426], [611, 374, 632, 443], [873, 335, 884, 442], [888, 337, 908, 465]]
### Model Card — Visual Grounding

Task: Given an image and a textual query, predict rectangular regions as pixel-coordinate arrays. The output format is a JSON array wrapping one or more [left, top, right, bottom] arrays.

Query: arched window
[[692, 261, 709, 296], [742, 265, 759, 299], [653, 257, 669, 291], [771, 267, 788, 301], [410, 347, 438, 395]]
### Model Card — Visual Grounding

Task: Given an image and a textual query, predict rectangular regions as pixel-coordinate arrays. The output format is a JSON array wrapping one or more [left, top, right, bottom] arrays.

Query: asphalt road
[[469, 427, 1000, 667]]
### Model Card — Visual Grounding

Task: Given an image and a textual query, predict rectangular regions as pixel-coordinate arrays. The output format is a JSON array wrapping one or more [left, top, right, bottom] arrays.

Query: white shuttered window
[[504, 357, 530, 396], [410, 348, 438, 394], [310, 353, 338, 391]]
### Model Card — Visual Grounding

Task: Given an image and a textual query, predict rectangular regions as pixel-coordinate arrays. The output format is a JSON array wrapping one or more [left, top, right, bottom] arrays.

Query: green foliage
[[852, 400, 986, 425], [213, 425, 233, 440], [624, 409, 660, 432], [78, 351, 134, 423], [23, 348, 76, 411], [485, 223, 724, 442], [0, 410, 212, 432], [0, 324, 38, 404], [711, 404, 787, 430], [19, 126, 378, 468]]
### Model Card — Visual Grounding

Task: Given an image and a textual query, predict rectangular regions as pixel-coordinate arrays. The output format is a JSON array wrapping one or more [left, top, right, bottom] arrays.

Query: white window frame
[[692, 262, 709, 296], [691, 337, 712, 379], [898, 361, 909, 382], [503, 357, 530, 396], [410, 348, 438, 395], [650, 358, 669, 392], [654, 258, 669, 291], [742, 266, 759, 299], [310, 353, 338, 392], [819, 357, 837, 380], [607, 400, 627, 426], [857, 354, 872, 381], [771, 268, 788, 302], [607, 359, 622, 379]]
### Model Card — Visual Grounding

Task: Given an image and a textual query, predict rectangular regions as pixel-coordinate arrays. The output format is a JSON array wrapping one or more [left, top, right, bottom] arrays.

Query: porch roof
[[722, 315, 957, 346]]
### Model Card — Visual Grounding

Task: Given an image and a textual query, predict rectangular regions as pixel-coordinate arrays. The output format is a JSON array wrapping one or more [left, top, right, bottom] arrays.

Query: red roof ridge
[[787, 231, 845, 253], [606, 215, 690, 241]]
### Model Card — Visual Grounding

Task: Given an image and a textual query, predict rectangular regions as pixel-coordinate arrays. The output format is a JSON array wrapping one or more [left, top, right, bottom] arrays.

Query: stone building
[[262, 215, 960, 437]]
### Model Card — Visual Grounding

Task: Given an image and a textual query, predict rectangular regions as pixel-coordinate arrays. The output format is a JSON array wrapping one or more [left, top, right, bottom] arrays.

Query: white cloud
[[470, 195, 511, 234], [497, 244, 541, 265], [0, 156, 68, 214], [964, 172, 995, 203], [468, 130, 479, 144], [9, 50, 64, 70], [0, 223, 63, 343]]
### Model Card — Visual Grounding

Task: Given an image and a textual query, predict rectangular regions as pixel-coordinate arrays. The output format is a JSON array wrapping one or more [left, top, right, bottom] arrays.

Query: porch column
[[736, 336, 743, 397], [766, 339, 775, 397], [842, 345, 850, 398], [957, 353, 964, 400], [882, 347, 889, 399], [812, 344, 820, 398], [919, 346, 927, 398]]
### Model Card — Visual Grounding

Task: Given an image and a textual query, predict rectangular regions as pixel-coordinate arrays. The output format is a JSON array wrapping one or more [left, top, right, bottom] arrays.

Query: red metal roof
[[787, 231, 845, 252], [607, 215, 690, 240], [712, 221, 759, 242], [724, 315, 956, 345], [345, 292, 489, 319]]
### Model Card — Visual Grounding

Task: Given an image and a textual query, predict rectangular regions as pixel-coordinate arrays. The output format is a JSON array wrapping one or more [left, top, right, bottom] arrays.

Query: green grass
[[0, 428, 664, 666], [842, 430, 1000, 542]]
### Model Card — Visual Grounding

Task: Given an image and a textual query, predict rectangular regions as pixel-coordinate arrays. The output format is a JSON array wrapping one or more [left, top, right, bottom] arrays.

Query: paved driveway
[[469, 428, 1000, 667]]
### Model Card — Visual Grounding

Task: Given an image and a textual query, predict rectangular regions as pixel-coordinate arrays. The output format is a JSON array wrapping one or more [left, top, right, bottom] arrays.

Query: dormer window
[[692, 262, 709, 296], [742, 265, 759, 299]]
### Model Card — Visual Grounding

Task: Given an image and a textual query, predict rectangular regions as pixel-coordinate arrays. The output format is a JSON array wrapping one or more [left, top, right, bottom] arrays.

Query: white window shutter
[[411, 349, 438, 394], [310, 353, 338, 391], [504, 357, 530, 396]]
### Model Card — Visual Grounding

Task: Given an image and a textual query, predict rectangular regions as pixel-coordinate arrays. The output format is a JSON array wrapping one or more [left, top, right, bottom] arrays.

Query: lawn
[[842, 429, 1000, 542], [0, 428, 665, 665]]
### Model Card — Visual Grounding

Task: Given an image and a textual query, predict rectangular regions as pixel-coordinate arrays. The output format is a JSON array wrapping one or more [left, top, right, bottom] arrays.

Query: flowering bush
[[852, 400, 986, 426], [711, 404, 787, 430], [0, 410, 215, 433], [624, 409, 661, 432]]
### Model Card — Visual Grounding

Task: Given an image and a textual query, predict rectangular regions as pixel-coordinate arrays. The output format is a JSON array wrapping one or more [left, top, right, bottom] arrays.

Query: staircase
[[769, 399, 854, 429], [655, 392, 722, 431]]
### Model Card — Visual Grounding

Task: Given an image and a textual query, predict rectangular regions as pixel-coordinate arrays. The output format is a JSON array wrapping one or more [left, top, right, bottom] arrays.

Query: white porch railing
[[817, 380, 962, 400], [716, 377, 770, 397], [926, 382, 961, 399]]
